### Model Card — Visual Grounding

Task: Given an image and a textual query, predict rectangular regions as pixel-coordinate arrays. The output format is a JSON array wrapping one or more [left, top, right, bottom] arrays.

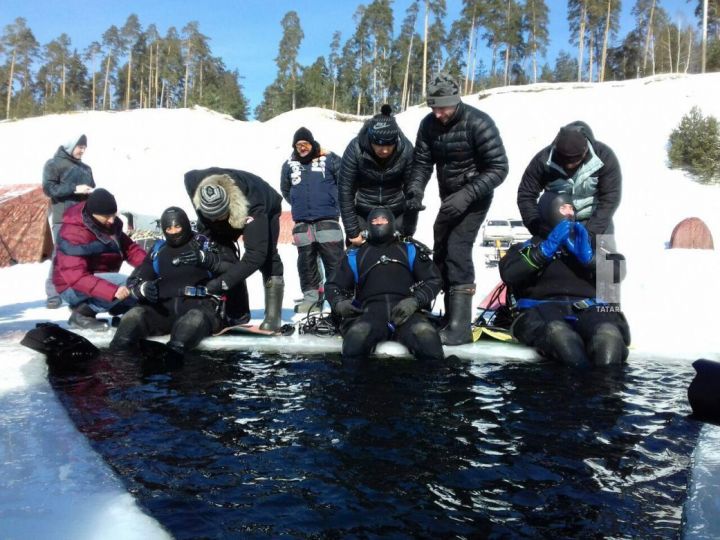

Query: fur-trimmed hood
[[192, 174, 249, 230]]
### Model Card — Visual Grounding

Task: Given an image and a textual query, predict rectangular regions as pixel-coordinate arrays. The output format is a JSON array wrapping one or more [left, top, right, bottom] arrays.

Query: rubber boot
[[587, 323, 628, 366], [541, 320, 590, 368], [259, 276, 284, 331], [439, 284, 475, 346], [68, 302, 108, 331], [294, 289, 322, 314]]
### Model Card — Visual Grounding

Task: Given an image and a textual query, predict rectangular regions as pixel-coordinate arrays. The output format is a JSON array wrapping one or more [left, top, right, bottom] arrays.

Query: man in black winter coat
[[110, 207, 224, 355], [281, 127, 345, 313], [517, 121, 622, 242], [42, 134, 95, 309], [183, 168, 284, 331], [325, 207, 444, 363], [499, 191, 630, 367], [339, 105, 418, 247], [407, 73, 508, 345]]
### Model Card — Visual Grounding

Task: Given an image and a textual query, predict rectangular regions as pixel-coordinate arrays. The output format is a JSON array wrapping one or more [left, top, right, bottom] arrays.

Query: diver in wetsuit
[[325, 207, 444, 362]]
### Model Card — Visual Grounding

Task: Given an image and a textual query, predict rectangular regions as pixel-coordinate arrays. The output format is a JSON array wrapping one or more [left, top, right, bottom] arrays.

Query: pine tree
[[2, 17, 39, 119], [524, 0, 549, 83]]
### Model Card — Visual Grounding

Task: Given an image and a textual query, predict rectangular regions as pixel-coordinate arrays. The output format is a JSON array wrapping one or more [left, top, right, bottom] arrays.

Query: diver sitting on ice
[[499, 191, 630, 367], [325, 207, 444, 362], [109, 207, 225, 355]]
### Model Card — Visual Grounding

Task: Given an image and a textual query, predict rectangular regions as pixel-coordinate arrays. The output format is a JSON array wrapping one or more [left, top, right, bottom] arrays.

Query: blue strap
[[405, 242, 416, 272], [347, 248, 359, 283], [516, 297, 605, 311], [151, 239, 166, 275]]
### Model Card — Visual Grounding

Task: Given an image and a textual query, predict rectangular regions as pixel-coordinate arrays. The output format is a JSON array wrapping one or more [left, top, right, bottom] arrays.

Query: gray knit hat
[[427, 73, 461, 107], [199, 184, 230, 220]]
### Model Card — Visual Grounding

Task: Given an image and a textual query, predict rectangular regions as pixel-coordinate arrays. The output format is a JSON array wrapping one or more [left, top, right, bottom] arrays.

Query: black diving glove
[[390, 297, 419, 326], [173, 248, 219, 269], [334, 299, 363, 318], [405, 189, 426, 211], [130, 279, 159, 303]]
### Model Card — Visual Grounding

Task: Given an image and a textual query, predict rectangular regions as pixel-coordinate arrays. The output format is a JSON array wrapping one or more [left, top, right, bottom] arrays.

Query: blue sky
[[1, 0, 698, 115]]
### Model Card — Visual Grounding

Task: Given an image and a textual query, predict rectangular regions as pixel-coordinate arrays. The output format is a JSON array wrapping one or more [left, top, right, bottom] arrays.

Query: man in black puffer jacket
[[517, 121, 621, 243], [183, 168, 284, 331], [339, 105, 418, 247], [407, 73, 508, 345]]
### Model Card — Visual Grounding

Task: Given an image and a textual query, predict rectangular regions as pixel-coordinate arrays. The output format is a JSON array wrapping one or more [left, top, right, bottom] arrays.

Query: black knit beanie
[[368, 104, 400, 145], [86, 188, 117, 215], [293, 127, 315, 146], [553, 127, 588, 165]]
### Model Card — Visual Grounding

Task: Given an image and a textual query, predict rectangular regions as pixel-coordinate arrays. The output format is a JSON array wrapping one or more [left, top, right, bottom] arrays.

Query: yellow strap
[[472, 326, 514, 342]]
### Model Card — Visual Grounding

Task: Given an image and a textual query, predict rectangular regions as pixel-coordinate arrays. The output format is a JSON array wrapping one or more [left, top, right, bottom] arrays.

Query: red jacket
[[52, 202, 147, 302]]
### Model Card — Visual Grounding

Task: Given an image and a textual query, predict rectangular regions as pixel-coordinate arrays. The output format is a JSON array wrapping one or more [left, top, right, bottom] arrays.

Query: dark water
[[48, 351, 701, 539]]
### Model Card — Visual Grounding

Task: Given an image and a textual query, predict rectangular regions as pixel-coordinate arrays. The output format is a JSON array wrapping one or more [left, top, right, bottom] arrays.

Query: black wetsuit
[[325, 239, 444, 361]]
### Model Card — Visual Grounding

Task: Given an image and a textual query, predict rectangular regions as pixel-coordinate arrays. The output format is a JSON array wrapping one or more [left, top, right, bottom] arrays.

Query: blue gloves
[[539, 220, 573, 259], [565, 222, 594, 265]]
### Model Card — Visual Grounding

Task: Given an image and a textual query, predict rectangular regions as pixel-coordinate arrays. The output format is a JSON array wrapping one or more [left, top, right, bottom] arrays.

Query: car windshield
[[488, 220, 509, 226], [510, 220, 524, 228]]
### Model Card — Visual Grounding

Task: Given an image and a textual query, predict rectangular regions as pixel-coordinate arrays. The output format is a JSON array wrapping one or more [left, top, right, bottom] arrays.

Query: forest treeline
[[1, 0, 718, 122]]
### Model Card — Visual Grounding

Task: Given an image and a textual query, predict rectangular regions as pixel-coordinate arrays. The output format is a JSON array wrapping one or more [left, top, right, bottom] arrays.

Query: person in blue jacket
[[281, 127, 345, 313]]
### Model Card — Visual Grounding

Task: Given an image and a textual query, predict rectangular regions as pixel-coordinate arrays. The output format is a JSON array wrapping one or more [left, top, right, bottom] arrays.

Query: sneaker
[[68, 306, 108, 331], [46, 296, 63, 309]]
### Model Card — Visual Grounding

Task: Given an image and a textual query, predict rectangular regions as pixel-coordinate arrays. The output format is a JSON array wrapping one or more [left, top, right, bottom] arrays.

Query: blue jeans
[[59, 272, 136, 313]]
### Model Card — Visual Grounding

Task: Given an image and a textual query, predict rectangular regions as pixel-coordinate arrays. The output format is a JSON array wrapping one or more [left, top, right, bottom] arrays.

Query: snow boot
[[68, 303, 108, 331], [541, 321, 590, 368], [46, 296, 63, 309], [294, 290, 322, 314], [587, 323, 628, 366], [259, 276, 284, 332], [440, 284, 475, 346]]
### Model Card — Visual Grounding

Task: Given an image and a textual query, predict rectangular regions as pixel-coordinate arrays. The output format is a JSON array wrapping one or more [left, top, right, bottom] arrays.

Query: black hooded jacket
[[42, 146, 96, 224], [408, 102, 508, 201], [338, 122, 414, 238], [517, 121, 622, 238], [184, 167, 282, 288]]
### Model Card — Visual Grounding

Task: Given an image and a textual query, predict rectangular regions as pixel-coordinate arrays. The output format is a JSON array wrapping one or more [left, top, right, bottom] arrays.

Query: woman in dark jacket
[[338, 105, 418, 246], [42, 134, 95, 308]]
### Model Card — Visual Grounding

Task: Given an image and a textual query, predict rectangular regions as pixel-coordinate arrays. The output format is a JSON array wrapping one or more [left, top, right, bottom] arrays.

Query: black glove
[[334, 299, 363, 318], [172, 248, 218, 269], [131, 279, 159, 303], [390, 296, 419, 326], [439, 188, 474, 218], [405, 189, 426, 211]]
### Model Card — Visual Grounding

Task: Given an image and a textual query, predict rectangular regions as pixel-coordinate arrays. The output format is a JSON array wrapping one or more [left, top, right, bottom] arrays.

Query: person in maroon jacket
[[53, 188, 147, 329]]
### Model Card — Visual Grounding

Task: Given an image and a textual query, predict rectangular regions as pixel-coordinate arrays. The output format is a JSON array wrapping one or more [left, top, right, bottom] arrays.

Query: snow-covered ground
[[1, 73, 720, 537]]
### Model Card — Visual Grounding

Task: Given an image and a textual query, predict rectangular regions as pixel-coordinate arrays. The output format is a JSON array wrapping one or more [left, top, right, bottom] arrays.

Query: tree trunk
[[701, 0, 708, 72], [642, 0, 656, 75], [530, 2, 538, 84], [402, 33, 415, 110], [651, 33, 656, 75], [160, 79, 166, 108], [61, 61, 66, 100], [684, 31, 692, 73], [465, 13, 476, 93], [331, 79, 337, 111], [578, 2, 587, 82], [147, 44, 153, 108], [470, 31, 479, 93], [356, 90, 362, 116], [155, 42, 160, 107], [103, 55, 111, 110], [422, 0, 429, 101], [599, 0, 612, 82], [588, 32, 595, 82], [372, 42, 378, 115], [5, 49, 15, 119], [126, 49, 132, 110], [676, 24, 682, 73], [183, 42, 191, 108], [292, 61, 296, 110], [666, 24, 673, 73]]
